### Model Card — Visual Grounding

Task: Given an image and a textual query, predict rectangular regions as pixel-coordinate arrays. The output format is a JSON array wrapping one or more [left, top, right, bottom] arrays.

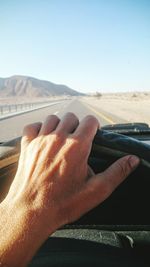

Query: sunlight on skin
[[0, 113, 139, 267]]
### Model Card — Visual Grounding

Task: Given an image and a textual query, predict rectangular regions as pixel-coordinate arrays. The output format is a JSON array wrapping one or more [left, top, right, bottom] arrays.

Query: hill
[[0, 75, 82, 97]]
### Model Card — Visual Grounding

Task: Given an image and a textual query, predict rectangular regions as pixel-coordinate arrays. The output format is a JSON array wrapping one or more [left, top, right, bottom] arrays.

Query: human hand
[[0, 113, 140, 266]]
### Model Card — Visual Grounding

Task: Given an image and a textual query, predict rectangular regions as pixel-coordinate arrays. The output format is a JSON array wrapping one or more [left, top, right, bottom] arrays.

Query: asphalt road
[[0, 98, 126, 142]]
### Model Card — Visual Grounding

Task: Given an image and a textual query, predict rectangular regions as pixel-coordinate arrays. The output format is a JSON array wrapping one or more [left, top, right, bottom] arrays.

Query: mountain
[[0, 75, 82, 97]]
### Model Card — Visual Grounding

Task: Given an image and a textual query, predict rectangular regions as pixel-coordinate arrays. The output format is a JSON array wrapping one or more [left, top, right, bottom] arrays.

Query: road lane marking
[[85, 104, 115, 124]]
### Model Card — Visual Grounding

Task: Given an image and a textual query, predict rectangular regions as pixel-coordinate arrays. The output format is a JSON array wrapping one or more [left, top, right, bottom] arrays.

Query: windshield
[[0, 1, 150, 142]]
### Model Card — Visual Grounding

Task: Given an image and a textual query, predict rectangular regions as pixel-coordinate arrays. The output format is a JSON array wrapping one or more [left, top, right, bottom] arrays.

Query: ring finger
[[56, 112, 79, 134], [39, 114, 60, 135]]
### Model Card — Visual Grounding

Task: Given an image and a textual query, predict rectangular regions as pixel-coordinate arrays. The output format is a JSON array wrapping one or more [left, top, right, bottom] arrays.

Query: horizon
[[0, 0, 150, 93], [0, 74, 150, 94]]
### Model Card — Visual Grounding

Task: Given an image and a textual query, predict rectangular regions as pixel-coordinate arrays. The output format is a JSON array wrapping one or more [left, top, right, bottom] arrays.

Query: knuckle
[[89, 180, 111, 201], [80, 143, 89, 157], [51, 132, 66, 144], [66, 138, 80, 150], [97, 178, 112, 198], [117, 160, 130, 177], [125, 157, 133, 173], [54, 127, 67, 137], [68, 136, 89, 157], [105, 182, 113, 196]]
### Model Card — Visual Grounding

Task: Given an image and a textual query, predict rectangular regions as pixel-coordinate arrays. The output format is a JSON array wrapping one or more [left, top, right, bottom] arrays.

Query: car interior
[[0, 124, 150, 267]]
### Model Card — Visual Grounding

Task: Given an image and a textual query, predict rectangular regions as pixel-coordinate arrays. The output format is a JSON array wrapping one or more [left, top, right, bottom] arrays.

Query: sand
[[82, 92, 150, 126]]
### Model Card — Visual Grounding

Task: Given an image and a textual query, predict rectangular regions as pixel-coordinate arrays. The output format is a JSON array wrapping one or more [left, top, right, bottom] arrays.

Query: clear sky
[[0, 0, 150, 93]]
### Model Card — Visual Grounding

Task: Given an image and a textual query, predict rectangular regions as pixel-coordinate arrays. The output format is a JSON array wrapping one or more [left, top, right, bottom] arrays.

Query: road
[[0, 98, 126, 142]]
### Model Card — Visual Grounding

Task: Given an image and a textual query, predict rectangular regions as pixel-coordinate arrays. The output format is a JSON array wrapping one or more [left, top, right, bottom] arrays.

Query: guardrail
[[0, 101, 55, 116]]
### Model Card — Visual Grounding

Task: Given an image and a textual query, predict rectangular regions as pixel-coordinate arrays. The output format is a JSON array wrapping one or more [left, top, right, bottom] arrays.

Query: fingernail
[[129, 155, 140, 168]]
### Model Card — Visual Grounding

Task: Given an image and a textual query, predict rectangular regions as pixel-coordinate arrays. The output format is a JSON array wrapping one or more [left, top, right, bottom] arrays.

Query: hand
[[0, 113, 140, 266]]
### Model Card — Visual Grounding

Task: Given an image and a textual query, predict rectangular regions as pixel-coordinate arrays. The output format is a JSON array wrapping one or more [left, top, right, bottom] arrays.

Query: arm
[[0, 113, 139, 267]]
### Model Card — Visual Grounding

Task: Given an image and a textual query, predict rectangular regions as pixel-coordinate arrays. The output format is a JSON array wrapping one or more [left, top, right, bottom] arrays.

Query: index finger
[[73, 115, 100, 142]]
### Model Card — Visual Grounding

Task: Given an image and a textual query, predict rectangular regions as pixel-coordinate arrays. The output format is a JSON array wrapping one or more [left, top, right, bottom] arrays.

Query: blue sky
[[0, 0, 150, 93]]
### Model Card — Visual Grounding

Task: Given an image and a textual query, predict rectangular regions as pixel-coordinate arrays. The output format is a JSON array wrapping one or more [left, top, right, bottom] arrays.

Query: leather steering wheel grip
[[92, 130, 150, 168]]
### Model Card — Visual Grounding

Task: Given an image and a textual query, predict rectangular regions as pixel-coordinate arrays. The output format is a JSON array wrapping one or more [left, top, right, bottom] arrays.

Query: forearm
[[0, 201, 53, 267]]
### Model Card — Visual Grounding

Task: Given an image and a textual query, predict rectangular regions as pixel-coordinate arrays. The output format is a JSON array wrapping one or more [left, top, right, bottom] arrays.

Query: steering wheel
[[92, 129, 150, 168], [0, 130, 150, 267]]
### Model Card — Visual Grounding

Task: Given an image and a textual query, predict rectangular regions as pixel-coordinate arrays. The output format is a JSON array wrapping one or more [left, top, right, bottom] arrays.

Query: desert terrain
[[1, 75, 149, 126], [82, 92, 150, 126], [0, 92, 150, 142]]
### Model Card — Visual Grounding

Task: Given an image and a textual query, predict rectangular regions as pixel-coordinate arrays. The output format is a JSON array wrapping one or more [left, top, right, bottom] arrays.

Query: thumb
[[69, 155, 140, 223], [79, 155, 140, 215], [97, 155, 140, 194]]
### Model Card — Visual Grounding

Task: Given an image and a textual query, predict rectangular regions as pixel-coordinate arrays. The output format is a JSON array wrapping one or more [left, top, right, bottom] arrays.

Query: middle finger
[[56, 112, 79, 134]]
